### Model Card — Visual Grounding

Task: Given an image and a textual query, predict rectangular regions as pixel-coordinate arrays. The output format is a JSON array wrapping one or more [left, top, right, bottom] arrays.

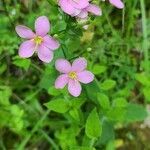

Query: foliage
[[0, 0, 150, 149]]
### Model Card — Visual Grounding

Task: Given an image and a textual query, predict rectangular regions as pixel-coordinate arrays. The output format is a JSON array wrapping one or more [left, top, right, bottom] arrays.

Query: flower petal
[[77, 71, 94, 84], [77, 10, 88, 19], [109, 0, 124, 9], [43, 35, 60, 50], [55, 59, 71, 73], [59, 0, 75, 15], [72, 57, 87, 72], [86, 4, 102, 16], [15, 25, 35, 39], [19, 40, 35, 58], [68, 79, 82, 97], [38, 45, 53, 63], [55, 74, 69, 89], [70, 0, 89, 9], [71, 8, 81, 17], [35, 16, 50, 36]]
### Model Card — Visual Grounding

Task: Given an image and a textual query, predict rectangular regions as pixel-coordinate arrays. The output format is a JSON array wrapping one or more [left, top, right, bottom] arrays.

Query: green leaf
[[106, 140, 115, 150], [13, 56, 31, 70], [85, 108, 102, 139], [107, 107, 126, 122], [100, 79, 116, 90], [125, 103, 147, 123], [92, 65, 107, 75], [10, 105, 24, 132], [51, 20, 67, 33], [113, 97, 128, 107], [39, 66, 56, 90], [143, 87, 150, 102], [71, 98, 85, 109], [135, 73, 150, 86], [97, 93, 110, 109], [0, 105, 24, 133], [0, 86, 11, 106], [85, 81, 100, 101], [0, 63, 7, 74], [45, 99, 70, 113], [69, 108, 80, 122], [99, 120, 115, 145], [48, 86, 60, 96]]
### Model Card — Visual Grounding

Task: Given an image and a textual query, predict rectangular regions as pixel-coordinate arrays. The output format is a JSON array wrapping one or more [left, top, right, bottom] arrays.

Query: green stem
[[40, 130, 59, 150], [17, 110, 50, 150], [31, 63, 44, 73], [103, 8, 117, 36], [68, 51, 86, 61], [122, 7, 125, 34], [90, 138, 96, 148], [140, 0, 149, 73], [61, 45, 67, 59]]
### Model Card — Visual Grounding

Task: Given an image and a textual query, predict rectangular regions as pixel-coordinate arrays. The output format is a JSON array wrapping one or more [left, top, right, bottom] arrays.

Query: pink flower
[[15, 16, 60, 63], [55, 57, 94, 97], [109, 0, 124, 9], [75, 4, 102, 19], [59, 0, 102, 19]]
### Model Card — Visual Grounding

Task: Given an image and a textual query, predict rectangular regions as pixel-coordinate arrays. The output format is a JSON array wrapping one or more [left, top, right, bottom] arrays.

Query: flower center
[[68, 71, 77, 79], [34, 36, 43, 45]]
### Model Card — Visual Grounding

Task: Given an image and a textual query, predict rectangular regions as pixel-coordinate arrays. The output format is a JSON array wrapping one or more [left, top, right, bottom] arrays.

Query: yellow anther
[[34, 36, 43, 45], [68, 71, 77, 79]]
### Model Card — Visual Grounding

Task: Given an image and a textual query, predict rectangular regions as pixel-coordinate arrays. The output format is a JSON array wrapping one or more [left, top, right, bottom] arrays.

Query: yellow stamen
[[68, 71, 77, 79], [34, 36, 43, 45]]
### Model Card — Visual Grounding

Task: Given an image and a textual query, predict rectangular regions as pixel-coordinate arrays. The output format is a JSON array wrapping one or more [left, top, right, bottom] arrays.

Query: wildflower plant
[[16, 16, 60, 63], [0, 0, 149, 149], [59, 0, 102, 19], [55, 58, 94, 97]]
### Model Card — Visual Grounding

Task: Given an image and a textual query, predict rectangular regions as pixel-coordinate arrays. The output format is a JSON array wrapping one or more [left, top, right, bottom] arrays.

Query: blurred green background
[[0, 0, 150, 150]]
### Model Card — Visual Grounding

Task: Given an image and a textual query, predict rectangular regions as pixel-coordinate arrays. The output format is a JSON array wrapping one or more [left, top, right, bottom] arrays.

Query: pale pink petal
[[77, 71, 94, 84], [55, 59, 71, 73], [86, 4, 102, 16], [37, 45, 53, 63], [55, 74, 69, 89], [72, 57, 87, 72], [71, 9, 81, 17], [109, 0, 124, 9], [35, 16, 50, 36], [15, 25, 35, 39], [70, 0, 89, 9], [68, 79, 82, 97], [77, 10, 88, 19], [59, 0, 75, 15], [19, 40, 35, 58], [43, 35, 60, 50]]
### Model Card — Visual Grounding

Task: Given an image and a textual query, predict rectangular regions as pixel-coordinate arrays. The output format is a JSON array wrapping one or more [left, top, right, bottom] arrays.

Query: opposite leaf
[[45, 99, 69, 113], [85, 108, 102, 139], [125, 103, 147, 123], [100, 79, 116, 90], [97, 93, 110, 109]]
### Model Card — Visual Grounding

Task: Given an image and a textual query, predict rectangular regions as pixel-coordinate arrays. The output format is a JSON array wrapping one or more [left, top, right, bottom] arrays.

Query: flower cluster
[[16, 0, 124, 97], [16, 16, 94, 97], [58, 0, 124, 19], [59, 0, 102, 19]]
